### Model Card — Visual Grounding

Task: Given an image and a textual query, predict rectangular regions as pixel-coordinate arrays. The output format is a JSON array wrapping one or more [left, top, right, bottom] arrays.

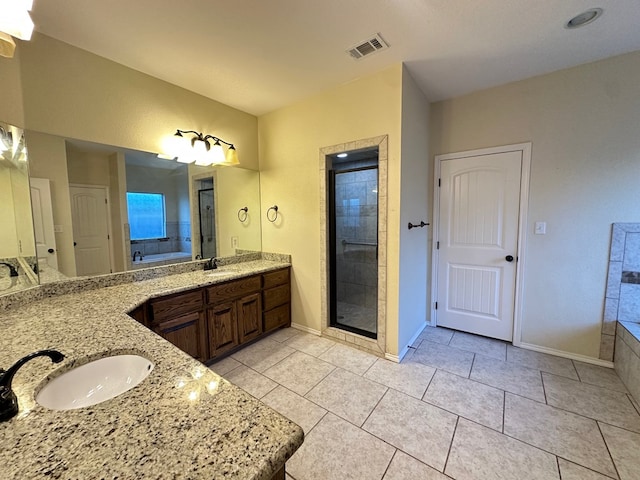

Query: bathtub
[[131, 251, 192, 269]]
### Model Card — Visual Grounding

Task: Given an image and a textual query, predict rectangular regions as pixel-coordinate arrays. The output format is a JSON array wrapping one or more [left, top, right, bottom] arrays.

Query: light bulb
[[0, 7, 34, 40], [209, 141, 225, 165], [224, 146, 239, 166]]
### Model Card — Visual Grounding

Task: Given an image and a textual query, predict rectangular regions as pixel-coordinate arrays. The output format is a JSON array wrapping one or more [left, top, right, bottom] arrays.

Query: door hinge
[[438, 178, 441, 187], [105, 198, 108, 204], [107, 234, 110, 240], [434, 302, 438, 310], [436, 241, 440, 250]]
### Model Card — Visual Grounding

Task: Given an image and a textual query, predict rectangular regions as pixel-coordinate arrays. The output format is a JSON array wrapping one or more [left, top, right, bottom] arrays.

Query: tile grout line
[[541, 369, 549, 405], [441, 415, 460, 477], [359, 385, 390, 428], [595, 421, 623, 480], [379, 449, 398, 480], [501, 390, 506, 434]]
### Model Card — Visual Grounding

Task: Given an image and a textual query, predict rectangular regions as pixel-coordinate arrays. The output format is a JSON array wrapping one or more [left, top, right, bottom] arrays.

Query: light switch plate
[[534, 222, 546, 235], [231, 236, 239, 249]]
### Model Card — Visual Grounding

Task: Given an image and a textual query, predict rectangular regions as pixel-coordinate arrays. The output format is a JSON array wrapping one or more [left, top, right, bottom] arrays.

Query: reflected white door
[[70, 185, 112, 276], [436, 150, 522, 341], [30, 177, 58, 270]]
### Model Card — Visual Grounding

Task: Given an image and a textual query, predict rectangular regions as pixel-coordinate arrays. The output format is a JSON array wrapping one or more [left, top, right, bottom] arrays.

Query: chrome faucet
[[132, 251, 143, 262], [203, 257, 218, 271], [0, 349, 65, 422], [0, 262, 18, 277]]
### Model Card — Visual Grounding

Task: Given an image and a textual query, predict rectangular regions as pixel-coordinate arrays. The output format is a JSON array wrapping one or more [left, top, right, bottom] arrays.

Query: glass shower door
[[198, 188, 216, 258], [329, 165, 378, 338]]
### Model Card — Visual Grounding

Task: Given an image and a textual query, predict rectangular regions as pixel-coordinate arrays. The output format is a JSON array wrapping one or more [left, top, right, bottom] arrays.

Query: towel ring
[[237, 207, 248, 223], [266, 205, 279, 223]]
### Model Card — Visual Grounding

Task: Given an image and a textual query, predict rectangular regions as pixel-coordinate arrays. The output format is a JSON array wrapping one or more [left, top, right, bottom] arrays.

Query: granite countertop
[[0, 259, 303, 479]]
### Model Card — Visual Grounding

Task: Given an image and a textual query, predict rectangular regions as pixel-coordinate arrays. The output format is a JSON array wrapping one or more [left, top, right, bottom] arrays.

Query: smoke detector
[[346, 33, 389, 60]]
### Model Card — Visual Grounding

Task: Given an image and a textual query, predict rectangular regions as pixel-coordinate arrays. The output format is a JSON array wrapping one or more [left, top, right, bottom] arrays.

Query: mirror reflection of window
[[127, 192, 167, 240]]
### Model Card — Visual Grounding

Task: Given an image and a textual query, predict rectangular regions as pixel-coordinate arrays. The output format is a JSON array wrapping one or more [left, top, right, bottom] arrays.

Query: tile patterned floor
[[210, 326, 640, 480]]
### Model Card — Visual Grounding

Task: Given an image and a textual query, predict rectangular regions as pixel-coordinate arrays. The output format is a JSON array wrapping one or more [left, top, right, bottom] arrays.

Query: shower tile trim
[[603, 223, 640, 361], [319, 135, 389, 357]]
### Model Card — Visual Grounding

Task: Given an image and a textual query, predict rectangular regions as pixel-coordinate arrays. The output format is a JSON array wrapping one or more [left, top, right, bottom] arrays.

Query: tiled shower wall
[[603, 223, 640, 360], [130, 221, 191, 257], [335, 168, 378, 308]]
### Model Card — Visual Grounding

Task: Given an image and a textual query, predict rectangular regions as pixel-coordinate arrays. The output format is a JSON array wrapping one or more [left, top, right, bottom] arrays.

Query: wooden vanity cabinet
[[130, 267, 291, 362], [262, 268, 291, 333], [205, 276, 262, 356], [148, 290, 208, 362]]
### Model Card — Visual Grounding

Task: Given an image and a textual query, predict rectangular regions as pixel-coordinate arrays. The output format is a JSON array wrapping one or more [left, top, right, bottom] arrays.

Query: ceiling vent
[[346, 33, 389, 60]]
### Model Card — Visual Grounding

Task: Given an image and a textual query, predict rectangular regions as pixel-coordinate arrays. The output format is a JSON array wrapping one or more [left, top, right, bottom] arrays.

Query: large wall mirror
[[0, 122, 38, 295], [0, 125, 262, 295]]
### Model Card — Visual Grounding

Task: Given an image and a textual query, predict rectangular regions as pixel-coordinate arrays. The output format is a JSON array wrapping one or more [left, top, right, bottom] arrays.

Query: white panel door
[[436, 151, 522, 341], [30, 177, 59, 270], [70, 185, 112, 276]]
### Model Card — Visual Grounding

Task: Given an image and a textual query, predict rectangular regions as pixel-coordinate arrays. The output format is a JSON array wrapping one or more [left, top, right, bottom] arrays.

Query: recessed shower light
[[337, 153, 348, 158], [565, 8, 603, 29]]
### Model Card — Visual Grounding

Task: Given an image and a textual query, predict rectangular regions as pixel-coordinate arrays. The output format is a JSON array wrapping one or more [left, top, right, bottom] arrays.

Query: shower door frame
[[319, 135, 389, 358]]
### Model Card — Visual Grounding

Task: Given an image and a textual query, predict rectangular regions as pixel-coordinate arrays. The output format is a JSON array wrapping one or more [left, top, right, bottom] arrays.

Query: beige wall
[[0, 47, 24, 127], [259, 65, 404, 354], [397, 67, 431, 353], [19, 33, 258, 169], [0, 168, 19, 258], [27, 131, 76, 276], [430, 51, 640, 358], [214, 167, 262, 257]]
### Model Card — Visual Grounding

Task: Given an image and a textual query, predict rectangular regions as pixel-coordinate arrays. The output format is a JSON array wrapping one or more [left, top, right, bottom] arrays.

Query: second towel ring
[[266, 205, 279, 222], [237, 207, 248, 222]]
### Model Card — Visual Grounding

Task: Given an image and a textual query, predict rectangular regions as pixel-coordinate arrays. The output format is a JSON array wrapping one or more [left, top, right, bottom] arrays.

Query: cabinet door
[[153, 311, 208, 362], [208, 302, 239, 357], [237, 292, 263, 343]]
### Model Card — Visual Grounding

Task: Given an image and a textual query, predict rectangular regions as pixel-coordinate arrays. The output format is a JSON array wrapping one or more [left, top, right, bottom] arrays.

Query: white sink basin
[[205, 270, 235, 277], [36, 354, 154, 410]]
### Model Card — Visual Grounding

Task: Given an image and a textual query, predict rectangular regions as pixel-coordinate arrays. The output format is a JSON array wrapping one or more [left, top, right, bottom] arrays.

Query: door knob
[[47, 248, 55, 254], [505, 255, 514, 262]]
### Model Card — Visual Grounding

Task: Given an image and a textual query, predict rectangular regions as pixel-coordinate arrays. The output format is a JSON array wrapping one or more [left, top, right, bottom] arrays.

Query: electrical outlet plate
[[231, 236, 239, 249], [534, 222, 546, 235]]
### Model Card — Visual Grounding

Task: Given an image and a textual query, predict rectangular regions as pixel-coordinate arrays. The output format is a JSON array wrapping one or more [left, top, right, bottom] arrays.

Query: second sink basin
[[36, 354, 154, 411], [205, 270, 235, 277]]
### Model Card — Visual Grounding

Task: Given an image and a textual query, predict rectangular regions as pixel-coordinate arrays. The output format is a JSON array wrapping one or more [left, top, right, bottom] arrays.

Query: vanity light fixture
[[0, 0, 35, 59], [162, 129, 239, 167]]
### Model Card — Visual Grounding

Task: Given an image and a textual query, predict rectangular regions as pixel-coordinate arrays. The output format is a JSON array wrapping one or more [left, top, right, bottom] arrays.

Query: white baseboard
[[519, 342, 614, 368], [291, 322, 321, 336], [386, 323, 429, 364], [384, 353, 401, 363]]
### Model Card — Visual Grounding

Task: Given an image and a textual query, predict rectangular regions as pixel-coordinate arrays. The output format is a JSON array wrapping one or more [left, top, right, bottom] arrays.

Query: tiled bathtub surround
[[603, 223, 640, 361], [615, 321, 640, 405], [129, 221, 191, 258]]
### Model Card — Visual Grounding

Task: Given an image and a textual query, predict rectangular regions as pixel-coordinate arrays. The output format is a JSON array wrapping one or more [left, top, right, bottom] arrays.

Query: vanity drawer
[[150, 290, 204, 323], [263, 303, 290, 332], [263, 284, 290, 311], [206, 276, 261, 304], [263, 268, 290, 289]]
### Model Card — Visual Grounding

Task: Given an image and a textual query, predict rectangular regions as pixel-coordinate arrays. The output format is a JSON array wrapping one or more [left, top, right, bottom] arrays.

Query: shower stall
[[328, 149, 378, 338]]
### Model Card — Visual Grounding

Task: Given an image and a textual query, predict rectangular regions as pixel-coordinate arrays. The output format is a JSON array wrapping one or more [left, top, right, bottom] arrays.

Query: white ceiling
[[31, 0, 640, 116]]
